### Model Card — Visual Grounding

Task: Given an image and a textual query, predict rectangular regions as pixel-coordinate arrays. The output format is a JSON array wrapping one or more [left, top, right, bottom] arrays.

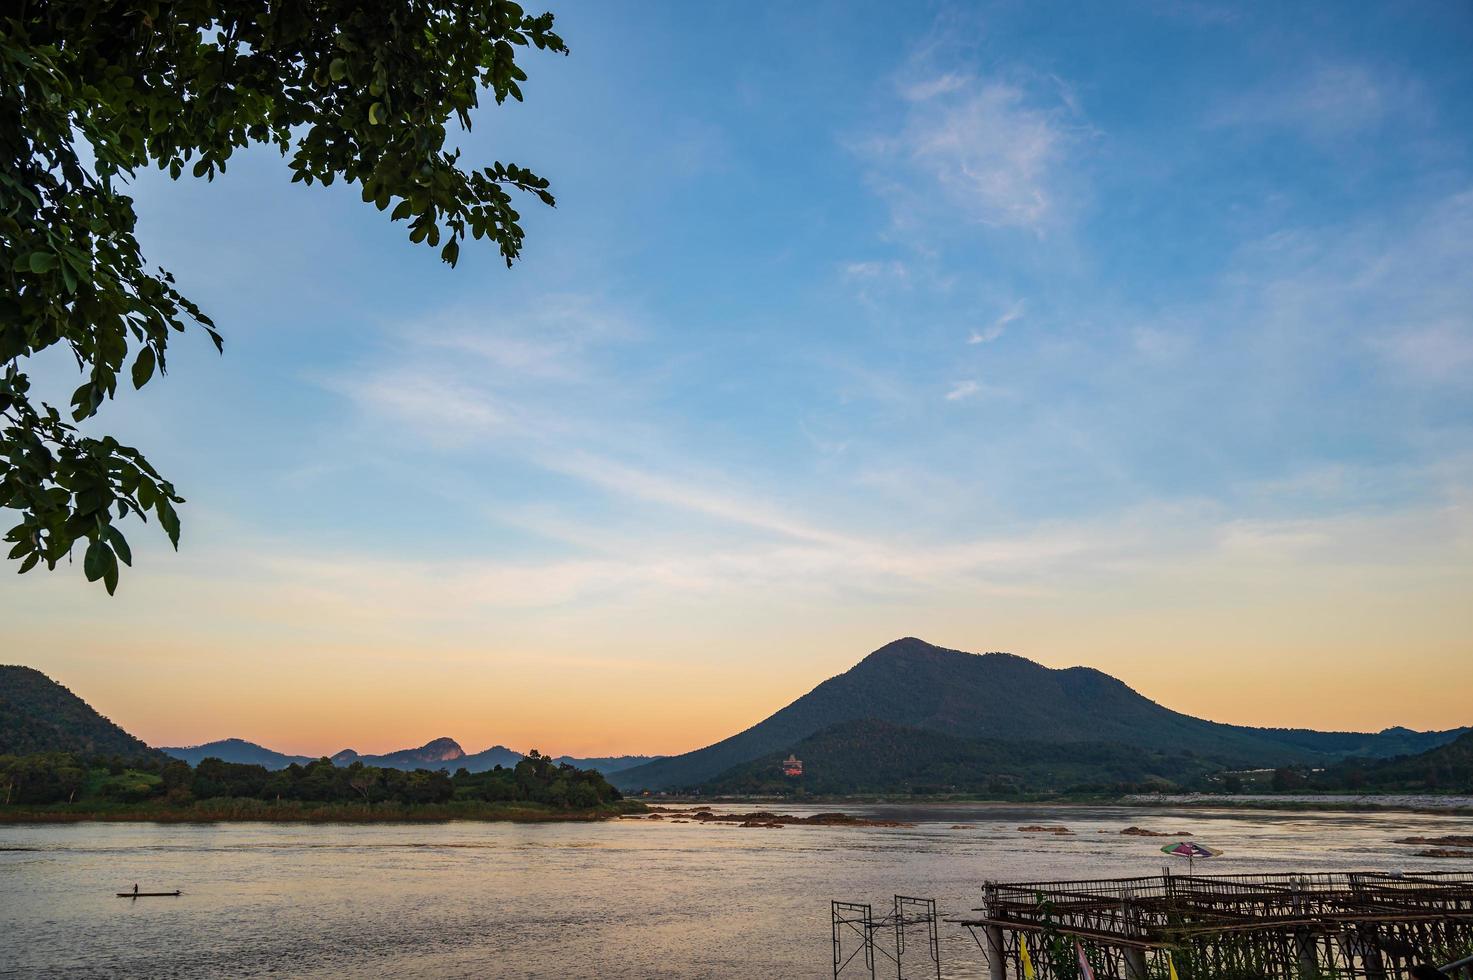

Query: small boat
[[116, 891, 181, 898]]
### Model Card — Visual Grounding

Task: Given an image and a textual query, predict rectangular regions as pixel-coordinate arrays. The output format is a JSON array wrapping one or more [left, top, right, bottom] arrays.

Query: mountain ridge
[[612, 637, 1467, 790], [0, 665, 163, 761], [160, 736, 660, 774]]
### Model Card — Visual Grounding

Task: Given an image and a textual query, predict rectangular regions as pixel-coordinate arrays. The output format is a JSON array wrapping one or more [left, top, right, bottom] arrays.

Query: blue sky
[[10, 1, 1473, 753]]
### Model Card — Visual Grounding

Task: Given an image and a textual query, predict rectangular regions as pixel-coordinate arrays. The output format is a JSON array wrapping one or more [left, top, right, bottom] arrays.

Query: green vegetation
[[700, 719, 1221, 797], [0, 749, 634, 822], [1311, 730, 1473, 793], [2, 1, 564, 589], [697, 720, 1473, 800], [0, 665, 162, 758]]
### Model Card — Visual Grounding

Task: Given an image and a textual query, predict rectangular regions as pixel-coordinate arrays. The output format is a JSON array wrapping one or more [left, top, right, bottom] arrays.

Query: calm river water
[[3, 803, 1470, 978]]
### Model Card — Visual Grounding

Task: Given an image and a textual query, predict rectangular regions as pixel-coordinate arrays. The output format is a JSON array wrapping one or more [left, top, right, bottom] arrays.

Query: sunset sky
[[6, 1, 1472, 757]]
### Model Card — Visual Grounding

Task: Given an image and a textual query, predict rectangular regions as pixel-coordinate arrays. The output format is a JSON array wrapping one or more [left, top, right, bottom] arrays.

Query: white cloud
[[859, 69, 1083, 236], [945, 379, 980, 401], [1212, 62, 1418, 140], [1374, 320, 1473, 384], [899, 72, 971, 102], [905, 81, 1069, 230], [969, 299, 1026, 344]]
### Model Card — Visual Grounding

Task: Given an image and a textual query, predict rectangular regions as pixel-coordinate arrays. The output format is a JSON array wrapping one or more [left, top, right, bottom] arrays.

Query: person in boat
[[132, 883, 138, 896]]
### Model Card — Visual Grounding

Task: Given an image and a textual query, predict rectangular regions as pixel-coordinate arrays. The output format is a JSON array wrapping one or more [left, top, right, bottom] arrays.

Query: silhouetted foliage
[[0, 665, 162, 759], [1310, 730, 1473, 794], [0, 747, 622, 810], [2, 1, 565, 589], [696, 719, 1222, 797]]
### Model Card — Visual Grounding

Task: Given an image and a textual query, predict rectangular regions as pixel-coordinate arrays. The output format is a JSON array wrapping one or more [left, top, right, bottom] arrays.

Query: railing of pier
[[1443, 953, 1473, 979]]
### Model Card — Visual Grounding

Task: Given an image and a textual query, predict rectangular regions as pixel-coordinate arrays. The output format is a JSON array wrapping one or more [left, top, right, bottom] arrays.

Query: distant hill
[[552, 754, 657, 774], [704, 719, 1216, 796], [331, 737, 469, 770], [1324, 730, 1473, 793], [1231, 724, 1470, 761], [162, 735, 660, 774], [161, 738, 314, 769], [613, 638, 1465, 791], [0, 666, 163, 760]]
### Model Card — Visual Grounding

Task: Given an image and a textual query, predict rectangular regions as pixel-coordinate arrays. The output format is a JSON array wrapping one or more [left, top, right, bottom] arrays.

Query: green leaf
[[83, 539, 108, 582], [102, 545, 119, 594], [28, 251, 57, 273], [104, 524, 133, 566], [131, 346, 156, 388], [158, 499, 181, 549], [369, 102, 385, 125], [329, 58, 348, 81]]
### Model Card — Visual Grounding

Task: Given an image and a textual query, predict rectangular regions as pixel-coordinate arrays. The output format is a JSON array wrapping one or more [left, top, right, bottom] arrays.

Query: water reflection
[[2, 804, 1469, 978]]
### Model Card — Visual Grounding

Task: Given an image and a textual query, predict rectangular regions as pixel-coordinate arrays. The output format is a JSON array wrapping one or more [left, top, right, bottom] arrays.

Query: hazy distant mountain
[[0, 666, 163, 760], [162, 735, 660, 774], [1324, 729, 1473, 792], [612, 638, 1467, 791], [460, 744, 527, 770], [161, 738, 314, 768], [1230, 724, 1470, 760], [331, 737, 468, 769], [551, 754, 658, 774]]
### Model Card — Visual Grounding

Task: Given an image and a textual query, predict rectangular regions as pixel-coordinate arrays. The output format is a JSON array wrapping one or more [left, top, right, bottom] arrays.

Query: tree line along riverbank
[[0, 750, 644, 823]]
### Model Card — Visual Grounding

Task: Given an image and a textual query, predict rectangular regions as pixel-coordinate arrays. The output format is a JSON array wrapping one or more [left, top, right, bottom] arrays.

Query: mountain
[[461, 744, 527, 771], [552, 754, 658, 774], [161, 735, 660, 774], [1227, 724, 1470, 761], [612, 638, 1466, 791], [1324, 730, 1473, 793], [0, 665, 163, 760], [331, 737, 468, 769], [704, 719, 1217, 796], [161, 738, 314, 769]]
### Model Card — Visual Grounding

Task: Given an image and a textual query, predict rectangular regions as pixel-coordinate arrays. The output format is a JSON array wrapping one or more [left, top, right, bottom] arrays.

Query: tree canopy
[[1, 1, 565, 591]]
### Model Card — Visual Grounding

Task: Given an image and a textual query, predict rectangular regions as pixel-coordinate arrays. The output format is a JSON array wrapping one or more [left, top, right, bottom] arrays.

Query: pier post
[[1295, 930, 1318, 977], [1124, 947, 1149, 980], [984, 925, 1006, 980]]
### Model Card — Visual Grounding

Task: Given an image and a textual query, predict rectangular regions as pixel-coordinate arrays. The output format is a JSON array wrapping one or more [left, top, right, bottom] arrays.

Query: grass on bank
[[0, 797, 648, 823]]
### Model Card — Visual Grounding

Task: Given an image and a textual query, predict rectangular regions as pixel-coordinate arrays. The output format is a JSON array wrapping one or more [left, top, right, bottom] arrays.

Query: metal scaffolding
[[952, 870, 1473, 980], [833, 895, 943, 979]]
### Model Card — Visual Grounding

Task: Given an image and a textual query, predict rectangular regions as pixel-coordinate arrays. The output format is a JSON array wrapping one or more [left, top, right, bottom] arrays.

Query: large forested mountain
[[703, 719, 1219, 796], [0, 666, 162, 760], [613, 638, 1466, 791]]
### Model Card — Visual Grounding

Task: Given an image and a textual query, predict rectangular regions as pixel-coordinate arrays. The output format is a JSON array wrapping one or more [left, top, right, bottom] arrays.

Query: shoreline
[[0, 800, 648, 825], [651, 794, 1473, 816]]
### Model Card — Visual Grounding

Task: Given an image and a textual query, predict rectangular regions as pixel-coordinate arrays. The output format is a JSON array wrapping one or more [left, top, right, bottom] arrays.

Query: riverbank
[[653, 792, 1473, 815], [0, 798, 648, 824]]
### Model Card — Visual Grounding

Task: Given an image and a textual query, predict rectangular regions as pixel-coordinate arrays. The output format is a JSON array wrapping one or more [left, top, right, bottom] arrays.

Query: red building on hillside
[[782, 754, 803, 777]]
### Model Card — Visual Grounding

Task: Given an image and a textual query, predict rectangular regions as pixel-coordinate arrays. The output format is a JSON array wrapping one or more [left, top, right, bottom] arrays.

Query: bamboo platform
[[951, 871, 1473, 979]]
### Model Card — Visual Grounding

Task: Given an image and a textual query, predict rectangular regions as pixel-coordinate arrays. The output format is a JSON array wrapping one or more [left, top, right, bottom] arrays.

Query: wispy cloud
[[858, 59, 1086, 238], [969, 299, 1026, 344], [945, 379, 981, 401], [1374, 320, 1473, 384], [1211, 62, 1420, 140]]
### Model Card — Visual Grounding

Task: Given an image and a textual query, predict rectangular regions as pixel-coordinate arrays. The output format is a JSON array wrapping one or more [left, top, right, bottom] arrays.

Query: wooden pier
[[952, 871, 1473, 980]]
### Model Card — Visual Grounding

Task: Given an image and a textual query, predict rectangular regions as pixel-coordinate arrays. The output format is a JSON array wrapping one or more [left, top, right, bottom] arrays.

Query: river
[[3, 803, 1469, 978]]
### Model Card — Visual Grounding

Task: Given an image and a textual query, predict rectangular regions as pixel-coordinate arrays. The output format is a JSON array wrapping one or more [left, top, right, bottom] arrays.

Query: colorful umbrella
[[1161, 840, 1221, 872]]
